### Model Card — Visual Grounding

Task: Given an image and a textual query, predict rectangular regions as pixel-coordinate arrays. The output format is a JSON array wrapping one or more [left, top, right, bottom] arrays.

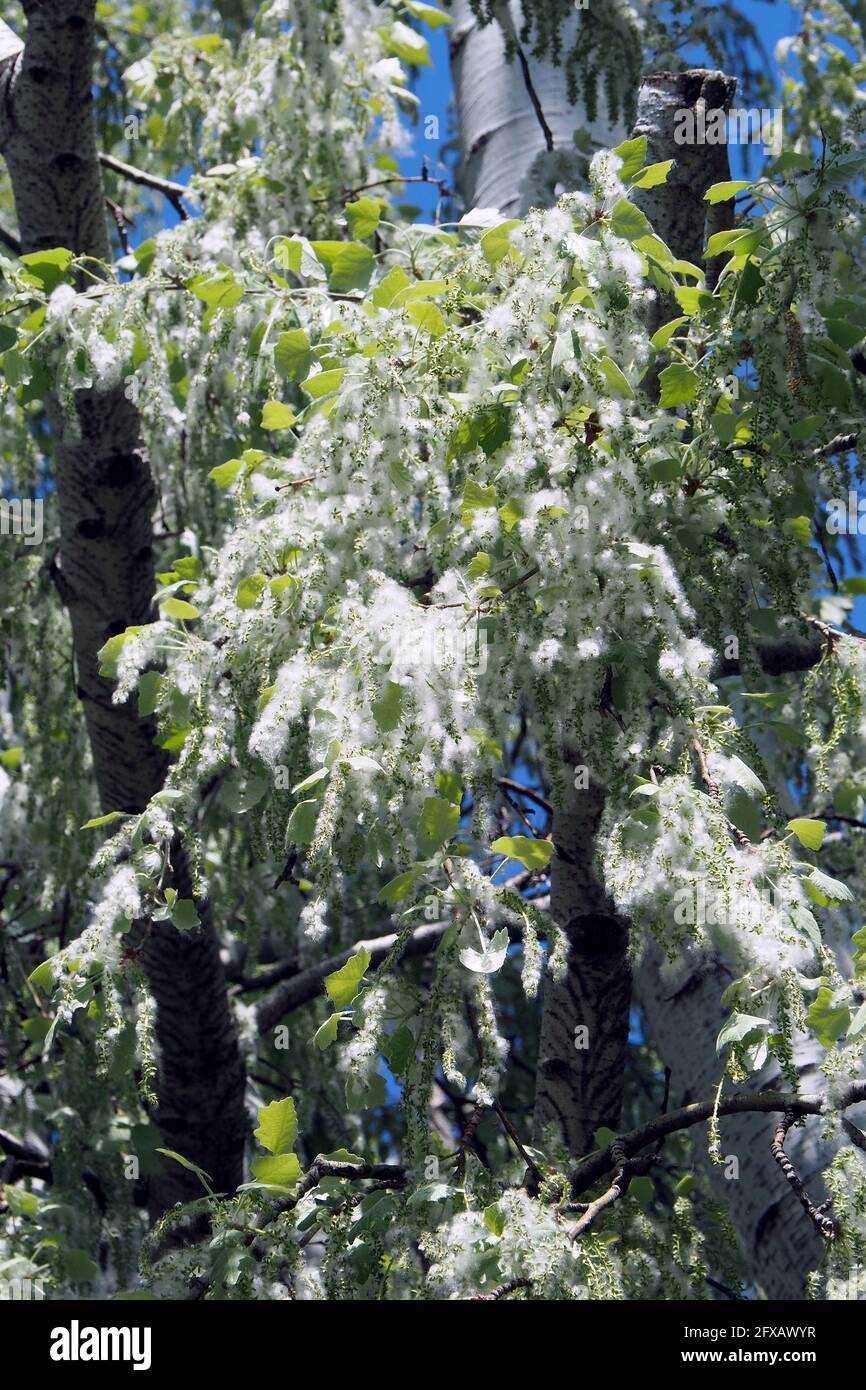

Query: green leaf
[[188, 269, 244, 317], [647, 456, 681, 482], [377, 870, 418, 908], [170, 898, 200, 931], [286, 798, 320, 846], [490, 835, 553, 870], [460, 479, 498, 521], [435, 771, 463, 805], [236, 573, 267, 609], [788, 415, 825, 441], [372, 265, 411, 308], [20, 247, 75, 292], [379, 19, 431, 66], [290, 767, 329, 796], [468, 552, 492, 580], [392, 279, 449, 307], [313, 1013, 341, 1050], [310, 240, 375, 292], [303, 368, 346, 399], [382, 1024, 415, 1076], [612, 135, 648, 183], [498, 496, 524, 531], [628, 1175, 654, 1207], [484, 1202, 506, 1236], [3, 1184, 39, 1219], [804, 868, 853, 906], [825, 317, 863, 350], [404, 0, 451, 27], [480, 219, 521, 266], [97, 625, 145, 678], [372, 680, 404, 732], [597, 355, 634, 399], [345, 1068, 388, 1112], [137, 671, 163, 718], [847, 999, 866, 1037], [416, 796, 460, 856], [704, 180, 752, 203], [650, 316, 688, 350], [155, 1148, 213, 1192], [251, 1152, 302, 1187], [80, 811, 130, 830], [223, 773, 268, 811], [345, 197, 383, 239], [325, 947, 372, 1009], [806, 987, 850, 1049], [64, 1248, 98, 1284], [658, 363, 698, 407], [29, 959, 56, 992], [727, 789, 761, 843], [208, 457, 245, 489], [609, 200, 653, 243], [407, 300, 446, 336], [675, 287, 717, 317], [254, 1096, 298, 1154], [716, 1012, 770, 1050], [726, 754, 766, 798], [705, 228, 757, 258], [161, 597, 200, 621], [786, 817, 825, 851], [630, 160, 674, 189], [274, 328, 312, 381], [261, 400, 296, 430]]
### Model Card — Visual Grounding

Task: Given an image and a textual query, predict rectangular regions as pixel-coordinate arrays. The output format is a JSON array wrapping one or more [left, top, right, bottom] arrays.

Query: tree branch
[[98, 151, 189, 220], [771, 1110, 839, 1242], [253, 917, 534, 1033], [568, 1082, 866, 1196]]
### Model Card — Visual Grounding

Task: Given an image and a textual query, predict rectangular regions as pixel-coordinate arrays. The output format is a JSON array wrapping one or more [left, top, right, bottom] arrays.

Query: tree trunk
[[447, 21, 833, 1293], [533, 763, 631, 1157], [0, 1, 246, 1211], [449, 0, 627, 214], [628, 67, 832, 1299]]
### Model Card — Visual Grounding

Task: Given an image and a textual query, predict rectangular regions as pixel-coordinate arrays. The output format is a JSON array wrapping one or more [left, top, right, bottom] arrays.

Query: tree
[[0, 0, 864, 1301]]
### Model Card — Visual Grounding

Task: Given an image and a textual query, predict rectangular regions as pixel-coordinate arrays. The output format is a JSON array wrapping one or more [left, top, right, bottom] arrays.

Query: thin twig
[[497, 777, 553, 816], [98, 151, 190, 220]]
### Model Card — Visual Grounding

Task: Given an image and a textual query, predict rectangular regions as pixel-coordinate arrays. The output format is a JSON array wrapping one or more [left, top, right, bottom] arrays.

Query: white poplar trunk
[[448, 0, 627, 215], [446, 30, 847, 1295]]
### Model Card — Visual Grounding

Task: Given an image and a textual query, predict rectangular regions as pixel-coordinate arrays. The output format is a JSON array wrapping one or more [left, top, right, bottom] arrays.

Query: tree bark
[[630, 66, 842, 1300], [0, 1, 246, 1210], [449, 0, 627, 214], [533, 764, 631, 1157], [446, 30, 842, 1293], [448, 3, 634, 1159]]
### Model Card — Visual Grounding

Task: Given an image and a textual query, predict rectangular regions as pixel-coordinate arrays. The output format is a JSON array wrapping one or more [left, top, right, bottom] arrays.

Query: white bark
[[445, 33, 855, 1294], [638, 947, 833, 1299], [448, 1, 627, 215]]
